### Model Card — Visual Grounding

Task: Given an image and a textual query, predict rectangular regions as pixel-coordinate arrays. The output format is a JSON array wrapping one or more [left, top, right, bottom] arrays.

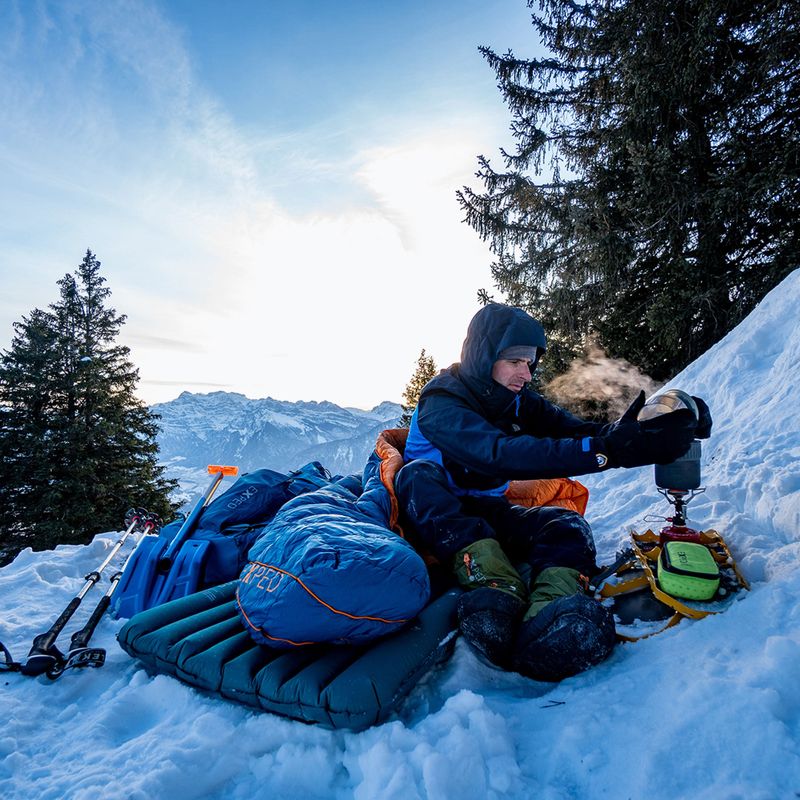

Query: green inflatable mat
[[117, 581, 461, 731]]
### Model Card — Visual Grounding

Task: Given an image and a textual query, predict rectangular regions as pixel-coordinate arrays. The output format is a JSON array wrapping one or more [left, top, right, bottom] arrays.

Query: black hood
[[458, 304, 546, 412]]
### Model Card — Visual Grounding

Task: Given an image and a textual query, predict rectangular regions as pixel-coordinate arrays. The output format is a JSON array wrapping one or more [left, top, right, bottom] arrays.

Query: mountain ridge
[[152, 391, 403, 501]]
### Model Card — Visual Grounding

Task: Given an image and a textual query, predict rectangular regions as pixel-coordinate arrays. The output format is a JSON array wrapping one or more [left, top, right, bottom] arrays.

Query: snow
[[3, 270, 800, 799]]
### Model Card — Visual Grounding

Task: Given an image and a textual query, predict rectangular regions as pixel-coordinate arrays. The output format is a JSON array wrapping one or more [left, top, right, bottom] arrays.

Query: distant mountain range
[[152, 391, 402, 503]]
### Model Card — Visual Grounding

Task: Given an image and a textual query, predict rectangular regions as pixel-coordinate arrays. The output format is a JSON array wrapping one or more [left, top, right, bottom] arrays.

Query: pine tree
[[399, 349, 438, 427], [459, 0, 799, 380], [0, 251, 177, 563]]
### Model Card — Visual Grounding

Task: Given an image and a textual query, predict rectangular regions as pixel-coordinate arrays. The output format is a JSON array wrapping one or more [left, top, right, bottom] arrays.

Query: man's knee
[[395, 459, 449, 501], [527, 506, 597, 573], [395, 461, 497, 560], [541, 506, 592, 537]]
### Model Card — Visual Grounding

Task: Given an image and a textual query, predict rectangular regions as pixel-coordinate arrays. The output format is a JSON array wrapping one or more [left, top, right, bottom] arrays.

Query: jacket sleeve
[[416, 389, 603, 481], [518, 392, 608, 439]]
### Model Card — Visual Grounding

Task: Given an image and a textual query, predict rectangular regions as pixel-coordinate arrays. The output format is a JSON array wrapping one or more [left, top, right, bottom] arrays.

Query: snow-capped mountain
[[152, 391, 402, 500]]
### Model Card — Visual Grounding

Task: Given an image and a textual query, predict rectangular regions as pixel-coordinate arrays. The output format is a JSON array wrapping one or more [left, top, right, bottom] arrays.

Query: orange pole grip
[[207, 464, 239, 476]]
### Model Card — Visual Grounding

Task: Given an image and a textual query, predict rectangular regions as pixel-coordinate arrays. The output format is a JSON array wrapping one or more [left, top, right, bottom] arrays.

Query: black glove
[[692, 396, 713, 439], [595, 409, 697, 469], [596, 390, 646, 438], [619, 390, 646, 424]]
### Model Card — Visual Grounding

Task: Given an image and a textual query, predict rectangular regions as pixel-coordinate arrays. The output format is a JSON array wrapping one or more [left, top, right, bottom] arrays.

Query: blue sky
[[0, 0, 543, 408]]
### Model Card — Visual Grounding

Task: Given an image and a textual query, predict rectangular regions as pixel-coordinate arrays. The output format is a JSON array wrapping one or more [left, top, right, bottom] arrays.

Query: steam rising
[[545, 337, 660, 421]]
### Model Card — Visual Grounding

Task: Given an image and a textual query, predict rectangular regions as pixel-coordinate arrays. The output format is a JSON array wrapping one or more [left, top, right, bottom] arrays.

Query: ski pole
[[20, 508, 152, 677], [47, 513, 163, 679]]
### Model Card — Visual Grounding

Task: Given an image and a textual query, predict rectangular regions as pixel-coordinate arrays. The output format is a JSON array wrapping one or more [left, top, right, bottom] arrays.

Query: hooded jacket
[[405, 304, 607, 493]]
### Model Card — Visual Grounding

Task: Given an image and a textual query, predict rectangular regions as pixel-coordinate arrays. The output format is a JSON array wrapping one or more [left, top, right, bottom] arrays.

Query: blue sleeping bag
[[236, 462, 431, 648]]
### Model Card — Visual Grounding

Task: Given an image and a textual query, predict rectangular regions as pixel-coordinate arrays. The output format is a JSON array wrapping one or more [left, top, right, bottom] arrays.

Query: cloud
[[124, 334, 207, 354], [0, 0, 507, 409], [142, 379, 232, 389]]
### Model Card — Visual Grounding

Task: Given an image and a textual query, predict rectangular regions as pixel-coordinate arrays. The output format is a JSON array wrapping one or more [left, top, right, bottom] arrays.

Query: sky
[[0, 0, 543, 409]]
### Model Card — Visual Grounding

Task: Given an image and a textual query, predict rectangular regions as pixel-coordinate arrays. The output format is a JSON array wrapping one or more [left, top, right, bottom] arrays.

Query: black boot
[[457, 587, 525, 668], [512, 593, 616, 681]]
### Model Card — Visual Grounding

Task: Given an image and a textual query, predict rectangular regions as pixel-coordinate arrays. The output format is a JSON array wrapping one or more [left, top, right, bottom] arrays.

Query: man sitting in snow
[[395, 303, 711, 681]]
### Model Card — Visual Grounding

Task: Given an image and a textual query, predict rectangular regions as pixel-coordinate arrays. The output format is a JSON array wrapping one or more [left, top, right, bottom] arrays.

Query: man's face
[[491, 358, 534, 393]]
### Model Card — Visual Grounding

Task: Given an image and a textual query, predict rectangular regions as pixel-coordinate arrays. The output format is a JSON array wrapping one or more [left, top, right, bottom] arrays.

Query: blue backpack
[[158, 462, 334, 587]]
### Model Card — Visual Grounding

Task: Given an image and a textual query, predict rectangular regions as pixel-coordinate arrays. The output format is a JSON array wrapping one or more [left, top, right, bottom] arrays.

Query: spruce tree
[[459, 0, 799, 380], [0, 251, 177, 563], [399, 349, 438, 427]]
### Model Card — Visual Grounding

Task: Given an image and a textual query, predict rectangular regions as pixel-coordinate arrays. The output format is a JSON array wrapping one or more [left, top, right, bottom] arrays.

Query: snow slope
[[2, 270, 800, 800]]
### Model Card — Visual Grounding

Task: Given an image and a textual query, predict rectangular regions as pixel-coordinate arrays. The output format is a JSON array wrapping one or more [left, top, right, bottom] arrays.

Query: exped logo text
[[240, 562, 284, 593], [227, 485, 258, 510]]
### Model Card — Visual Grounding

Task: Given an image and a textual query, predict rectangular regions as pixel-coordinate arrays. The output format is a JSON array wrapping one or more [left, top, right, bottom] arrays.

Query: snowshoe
[[596, 527, 749, 641]]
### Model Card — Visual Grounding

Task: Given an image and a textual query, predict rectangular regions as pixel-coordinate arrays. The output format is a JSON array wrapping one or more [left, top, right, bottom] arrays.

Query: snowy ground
[[2, 270, 800, 800]]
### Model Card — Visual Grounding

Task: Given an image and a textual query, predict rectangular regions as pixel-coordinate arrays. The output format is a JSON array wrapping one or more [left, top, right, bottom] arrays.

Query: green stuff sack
[[657, 541, 720, 601]]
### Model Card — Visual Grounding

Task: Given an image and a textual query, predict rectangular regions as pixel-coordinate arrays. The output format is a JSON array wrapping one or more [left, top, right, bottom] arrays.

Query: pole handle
[[207, 465, 238, 476], [68, 594, 112, 651]]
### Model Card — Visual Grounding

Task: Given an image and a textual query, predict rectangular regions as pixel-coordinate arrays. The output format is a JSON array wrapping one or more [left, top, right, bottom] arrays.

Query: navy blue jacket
[[405, 304, 608, 493]]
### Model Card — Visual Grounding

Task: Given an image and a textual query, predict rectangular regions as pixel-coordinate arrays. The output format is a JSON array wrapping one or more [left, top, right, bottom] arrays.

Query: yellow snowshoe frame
[[599, 529, 749, 642]]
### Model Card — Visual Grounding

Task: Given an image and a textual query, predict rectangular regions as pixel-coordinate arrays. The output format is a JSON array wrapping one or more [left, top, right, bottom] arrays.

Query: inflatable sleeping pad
[[117, 580, 461, 731]]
